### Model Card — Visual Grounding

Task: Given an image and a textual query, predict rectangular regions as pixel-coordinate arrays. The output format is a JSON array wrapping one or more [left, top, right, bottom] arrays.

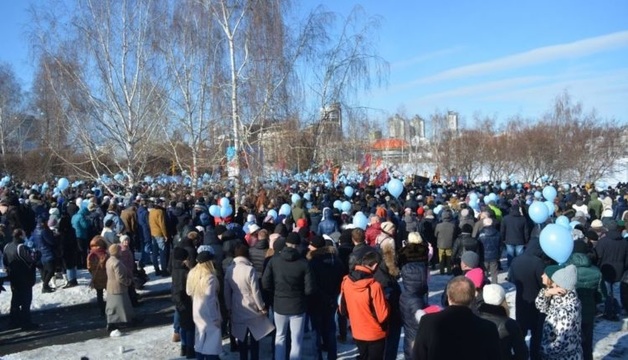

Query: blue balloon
[[437, 188, 443, 195], [341, 201, 352, 213], [434, 205, 443, 215], [545, 200, 555, 217], [279, 203, 291, 216], [489, 193, 498, 202], [543, 186, 557, 202], [555, 215, 570, 229], [58, 177, 70, 191], [562, 183, 570, 191], [291, 193, 301, 204], [516, 183, 523, 190], [333, 200, 342, 210], [529, 201, 550, 224], [209, 205, 220, 217], [541, 175, 549, 182], [569, 221, 580, 229], [500, 182, 507, 190], [534, 191, 542, 199], [220, 205, 233, 218], [469, 192, 478, 201], [540, 224, 574, 264], [267, 209, 278, 221], [344, 186, 354, 198], [352, 211, 368, 230], [387, 178, 404, 198], [114, 173, 125, 182], [219, 197, 230, 207], [303, 192, 311, 201]]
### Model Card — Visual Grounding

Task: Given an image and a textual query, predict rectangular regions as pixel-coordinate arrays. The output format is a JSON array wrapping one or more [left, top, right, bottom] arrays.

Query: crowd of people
[[1, 177, 628, 359]]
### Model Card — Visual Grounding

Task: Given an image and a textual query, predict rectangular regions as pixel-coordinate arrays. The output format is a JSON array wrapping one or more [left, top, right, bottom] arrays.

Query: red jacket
[[340, 265, 389, 341], [364, 222, 381, 247]]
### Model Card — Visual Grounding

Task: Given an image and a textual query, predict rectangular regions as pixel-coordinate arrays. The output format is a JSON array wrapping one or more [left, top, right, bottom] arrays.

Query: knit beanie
[[551, 264, 577, 291], [483, 284, 506, 306], [461, 251, 480, 269]]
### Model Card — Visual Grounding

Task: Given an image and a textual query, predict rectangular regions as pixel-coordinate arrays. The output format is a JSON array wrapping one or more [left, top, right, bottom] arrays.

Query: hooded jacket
[[588, 193, 603, 220], [261, 246, 314, 315], [509, 238, 545, 327], [339, 265, 389, 341], [566, 252, 604, 324], [478, 225, 501, 262], [71, 207, 93, 240], [317, 207, 338, 236]]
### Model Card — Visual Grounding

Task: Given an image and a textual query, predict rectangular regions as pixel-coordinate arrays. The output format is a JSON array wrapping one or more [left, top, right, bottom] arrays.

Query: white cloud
[[390, 46, 465, 70], [416, 30, 628, 84]]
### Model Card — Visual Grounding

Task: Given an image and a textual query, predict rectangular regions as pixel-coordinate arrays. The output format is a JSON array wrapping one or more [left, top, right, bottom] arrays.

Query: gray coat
[[224, 257, 274, 341]]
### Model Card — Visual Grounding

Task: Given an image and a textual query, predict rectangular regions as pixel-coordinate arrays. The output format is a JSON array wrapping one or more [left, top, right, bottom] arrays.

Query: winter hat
[[460, 208, 469, 218], [286, 232, 301, 245], [309, 235, 326, 249], [591, 220, 604, 229], [461, 251, 480, 269], [465, 267, 485, 289], [196, 245, 215, 263], [381, 221, 395, 234], [602, 209, 613, 218], [49, 207, 60, 217], [215, 225, 227, 236], [407, 232, 423, 244], [247, 224, 261, 234], [296, 218, 308, 228], [551, 264, 577, 291], [483, 284, 506, 306], [246, 214, 256, 223], [424, 210, 434, 219], [483, 217, 493, 227]]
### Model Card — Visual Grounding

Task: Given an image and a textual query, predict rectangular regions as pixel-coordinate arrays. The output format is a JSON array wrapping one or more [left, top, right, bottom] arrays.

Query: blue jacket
[[71, 207, 93, 240], [31, 224, 56, 263], [137, 205, 151, 243], [103, 211, 124, 234], [479, 226, 501, 262], [317, 207, 338, 236], [399, 261, 428, 330]]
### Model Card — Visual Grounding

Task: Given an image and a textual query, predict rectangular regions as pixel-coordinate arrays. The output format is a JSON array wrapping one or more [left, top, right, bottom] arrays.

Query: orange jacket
[[340, 265, 389, 341]]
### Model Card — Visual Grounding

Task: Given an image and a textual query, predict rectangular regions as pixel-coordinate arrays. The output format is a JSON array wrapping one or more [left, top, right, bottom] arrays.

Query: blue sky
[[2, 0, 627, 125]]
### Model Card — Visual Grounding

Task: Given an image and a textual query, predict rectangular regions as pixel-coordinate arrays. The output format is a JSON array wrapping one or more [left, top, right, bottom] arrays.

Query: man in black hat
[[262, 232, 315, 360]]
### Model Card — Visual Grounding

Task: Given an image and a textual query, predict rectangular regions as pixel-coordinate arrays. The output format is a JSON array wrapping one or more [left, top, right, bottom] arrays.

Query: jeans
[[485, 260, 499, 284], [274, 312, 306, 360], [506, 244, 524, 267], [355, 338, 385, 360], [237, 329, 260, 360], [181, 326, 194, 348], [10, 285, 33, 326], [139, 234, 152, 267], [604, 281, 619, 318], [195, 354, 220, 360], [173, 308, 181, 334], [311, 308, 337, 360], [151, 236, 168, 272], [66, 267, 77, 282]]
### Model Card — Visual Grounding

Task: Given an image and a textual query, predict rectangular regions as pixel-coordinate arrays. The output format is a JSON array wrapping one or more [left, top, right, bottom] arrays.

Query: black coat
[[2, 239, 36, 288], [170, 249, 194, 330], [249, 238, 268, 279], [500, 209, 529, 246], [261, 246, 315, 315], [413, 305, 501, 360], [595, 231, 628, 283], [508, 238, 545, 329], [307, 246, 346, 313], [478, 303, 529, 360], [399, 260, 428, 334], [478, 226, 501, 262]]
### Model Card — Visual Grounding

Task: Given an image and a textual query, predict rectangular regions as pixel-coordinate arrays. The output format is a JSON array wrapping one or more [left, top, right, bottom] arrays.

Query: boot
[[42, 285, 55, 293], [63, 280, 78, 288], [180, 345, 186, 357], [186, 346, 195, 359]]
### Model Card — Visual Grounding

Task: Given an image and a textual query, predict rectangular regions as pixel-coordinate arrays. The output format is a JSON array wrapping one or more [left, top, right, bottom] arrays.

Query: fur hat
[[551, 264, 577, 291], [461, 251, 480, 268], [591, 220, 604, 229], [483, 284, 506, 306], [381, 221, 395, 234], [173, 247, 189, 261]]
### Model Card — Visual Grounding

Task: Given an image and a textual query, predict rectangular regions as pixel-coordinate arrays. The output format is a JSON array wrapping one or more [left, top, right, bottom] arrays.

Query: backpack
[[21, 239, 42, 268]]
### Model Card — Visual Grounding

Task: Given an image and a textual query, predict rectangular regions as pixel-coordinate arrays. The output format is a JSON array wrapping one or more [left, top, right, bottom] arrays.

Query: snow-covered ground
[[1, 265, 627, 360]]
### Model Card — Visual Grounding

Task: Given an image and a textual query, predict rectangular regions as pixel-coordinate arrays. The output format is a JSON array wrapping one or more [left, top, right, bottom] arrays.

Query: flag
[[359, 153, 372, 173], [373, 168, 389, 187]]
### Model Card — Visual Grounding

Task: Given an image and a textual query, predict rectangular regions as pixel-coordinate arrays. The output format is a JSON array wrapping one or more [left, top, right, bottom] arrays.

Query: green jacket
[[588, 193, 603, 220], [566, 252, 604, 324]]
